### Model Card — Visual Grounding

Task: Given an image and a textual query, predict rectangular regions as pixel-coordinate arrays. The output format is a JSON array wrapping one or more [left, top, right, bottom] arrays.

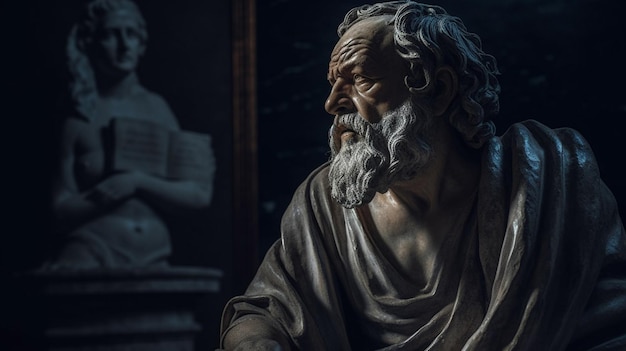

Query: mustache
[[329, 100, 419, 152], [333, 113, 370, 135], [329, 113, 377, 156]]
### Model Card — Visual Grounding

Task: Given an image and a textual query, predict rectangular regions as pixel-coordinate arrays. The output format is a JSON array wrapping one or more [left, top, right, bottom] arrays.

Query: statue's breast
[[73, 124, 106, 190]]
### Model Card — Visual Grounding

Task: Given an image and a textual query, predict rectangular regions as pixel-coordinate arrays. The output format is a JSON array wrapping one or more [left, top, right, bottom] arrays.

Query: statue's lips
[[333, 123, 357, 145], [331, 116, 362, 150], [341, 130, 356, 143]]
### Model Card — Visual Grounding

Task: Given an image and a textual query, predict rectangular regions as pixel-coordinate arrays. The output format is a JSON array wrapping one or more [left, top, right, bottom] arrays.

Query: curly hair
[[338, 1, 500, 148], [66, 0, 147, 121]]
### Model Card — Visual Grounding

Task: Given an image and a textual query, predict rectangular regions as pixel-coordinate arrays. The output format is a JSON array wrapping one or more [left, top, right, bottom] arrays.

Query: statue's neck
[[96, 71, 141, 99], [389, 121, 480, 215]]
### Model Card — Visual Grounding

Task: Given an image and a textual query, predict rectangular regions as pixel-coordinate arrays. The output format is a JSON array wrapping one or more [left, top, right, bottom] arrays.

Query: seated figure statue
[[220, 1, 626, 350], [46, 0, 215, 269]]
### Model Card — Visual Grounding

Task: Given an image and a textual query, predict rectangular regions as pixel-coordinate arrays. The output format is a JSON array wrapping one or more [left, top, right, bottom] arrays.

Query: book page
[[166, 131, 216, 183], [110, 118, 170, 177]]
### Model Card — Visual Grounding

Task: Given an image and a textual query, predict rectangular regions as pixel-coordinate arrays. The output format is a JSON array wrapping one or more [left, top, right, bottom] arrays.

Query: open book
[[110, 117, 215, 183]]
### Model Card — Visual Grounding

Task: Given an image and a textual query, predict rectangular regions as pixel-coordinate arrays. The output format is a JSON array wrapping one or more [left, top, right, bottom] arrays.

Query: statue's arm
[[132, 173, 213, 214], [222, 316, 291, 351], [51, 121, 122, 233], [220, 166, 348, 350], [56, 164, 213, 222]]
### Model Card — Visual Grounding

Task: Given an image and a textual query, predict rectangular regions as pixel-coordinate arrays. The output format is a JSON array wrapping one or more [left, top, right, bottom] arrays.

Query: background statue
[[219, 1, 626, 350], [46, 0, 215, 269]]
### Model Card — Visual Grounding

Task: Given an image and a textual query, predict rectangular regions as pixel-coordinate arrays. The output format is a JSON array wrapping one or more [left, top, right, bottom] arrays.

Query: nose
[[325, 79, 355, 115]]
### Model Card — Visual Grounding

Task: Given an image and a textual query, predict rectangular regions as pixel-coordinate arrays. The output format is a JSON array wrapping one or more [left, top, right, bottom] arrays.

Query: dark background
[[2, 0, 625, 349], [256, 0, 626, 257]]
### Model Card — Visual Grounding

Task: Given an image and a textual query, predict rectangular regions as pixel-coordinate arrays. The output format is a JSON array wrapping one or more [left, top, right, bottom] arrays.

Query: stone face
[[5, 267, 222, 351]]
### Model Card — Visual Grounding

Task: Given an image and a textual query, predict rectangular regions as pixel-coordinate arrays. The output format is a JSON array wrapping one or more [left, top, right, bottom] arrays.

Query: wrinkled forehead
[[329, 16, 395, 69]]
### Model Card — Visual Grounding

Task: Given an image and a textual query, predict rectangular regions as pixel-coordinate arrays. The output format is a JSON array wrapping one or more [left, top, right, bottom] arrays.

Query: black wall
[[256, 0, 626, 256]]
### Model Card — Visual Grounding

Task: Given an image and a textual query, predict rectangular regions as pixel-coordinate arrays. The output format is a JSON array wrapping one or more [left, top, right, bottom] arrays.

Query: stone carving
[[1, 2, 222, 350], [219, 1, 626, 350], [46, 0, 215, 269]]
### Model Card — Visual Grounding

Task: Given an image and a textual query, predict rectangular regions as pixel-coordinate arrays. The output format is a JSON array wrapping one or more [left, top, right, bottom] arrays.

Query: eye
[[354, 74, 374, 91], [126, 28, 141, 41]]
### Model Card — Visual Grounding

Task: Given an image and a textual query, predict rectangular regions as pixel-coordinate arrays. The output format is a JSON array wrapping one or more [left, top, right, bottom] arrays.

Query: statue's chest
[[360, 203, 470, 288], [74, 124, 108, 189]]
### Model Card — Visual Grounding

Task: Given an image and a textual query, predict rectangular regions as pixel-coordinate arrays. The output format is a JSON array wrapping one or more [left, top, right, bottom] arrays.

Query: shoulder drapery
[[220, 120, 626, 351], [470, 120, 626, 350]]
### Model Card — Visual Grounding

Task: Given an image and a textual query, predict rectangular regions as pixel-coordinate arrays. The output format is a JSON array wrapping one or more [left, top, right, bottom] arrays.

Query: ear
[[431, 66, 458, 117]]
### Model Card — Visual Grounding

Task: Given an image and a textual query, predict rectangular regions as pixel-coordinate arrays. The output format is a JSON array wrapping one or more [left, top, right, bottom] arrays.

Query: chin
[[114, 62, 139, 72]]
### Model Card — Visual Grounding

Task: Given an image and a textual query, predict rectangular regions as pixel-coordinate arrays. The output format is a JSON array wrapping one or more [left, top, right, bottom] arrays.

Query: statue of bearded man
[[220, 2, 626, 350]]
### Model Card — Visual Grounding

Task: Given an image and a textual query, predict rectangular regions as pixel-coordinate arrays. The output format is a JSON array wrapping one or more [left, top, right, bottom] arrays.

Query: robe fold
[[221, 120, 626, 350]]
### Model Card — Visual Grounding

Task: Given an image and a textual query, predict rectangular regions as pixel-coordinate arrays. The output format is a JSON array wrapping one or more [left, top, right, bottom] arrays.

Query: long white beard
[[328, 100, 433, 208]]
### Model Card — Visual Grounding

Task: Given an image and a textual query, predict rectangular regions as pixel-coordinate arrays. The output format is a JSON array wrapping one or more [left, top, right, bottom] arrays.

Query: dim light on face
[[92, 9, 145, 75]]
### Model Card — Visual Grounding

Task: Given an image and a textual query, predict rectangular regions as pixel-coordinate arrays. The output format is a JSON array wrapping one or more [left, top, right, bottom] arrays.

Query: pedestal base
[[4, 266, 222, 351]]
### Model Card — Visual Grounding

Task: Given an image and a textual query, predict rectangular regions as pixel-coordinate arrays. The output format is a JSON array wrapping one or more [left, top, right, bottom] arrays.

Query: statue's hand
[[233, 338, 284, 351], [88, 171, 142, 205]]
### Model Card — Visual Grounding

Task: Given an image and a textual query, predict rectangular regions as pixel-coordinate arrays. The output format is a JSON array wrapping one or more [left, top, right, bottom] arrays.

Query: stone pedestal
[[3, 266, 222, 351]]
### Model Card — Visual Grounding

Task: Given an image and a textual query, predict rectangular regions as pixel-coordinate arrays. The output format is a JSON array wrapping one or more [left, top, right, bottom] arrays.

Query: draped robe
[[221, 120, 626, 350]]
